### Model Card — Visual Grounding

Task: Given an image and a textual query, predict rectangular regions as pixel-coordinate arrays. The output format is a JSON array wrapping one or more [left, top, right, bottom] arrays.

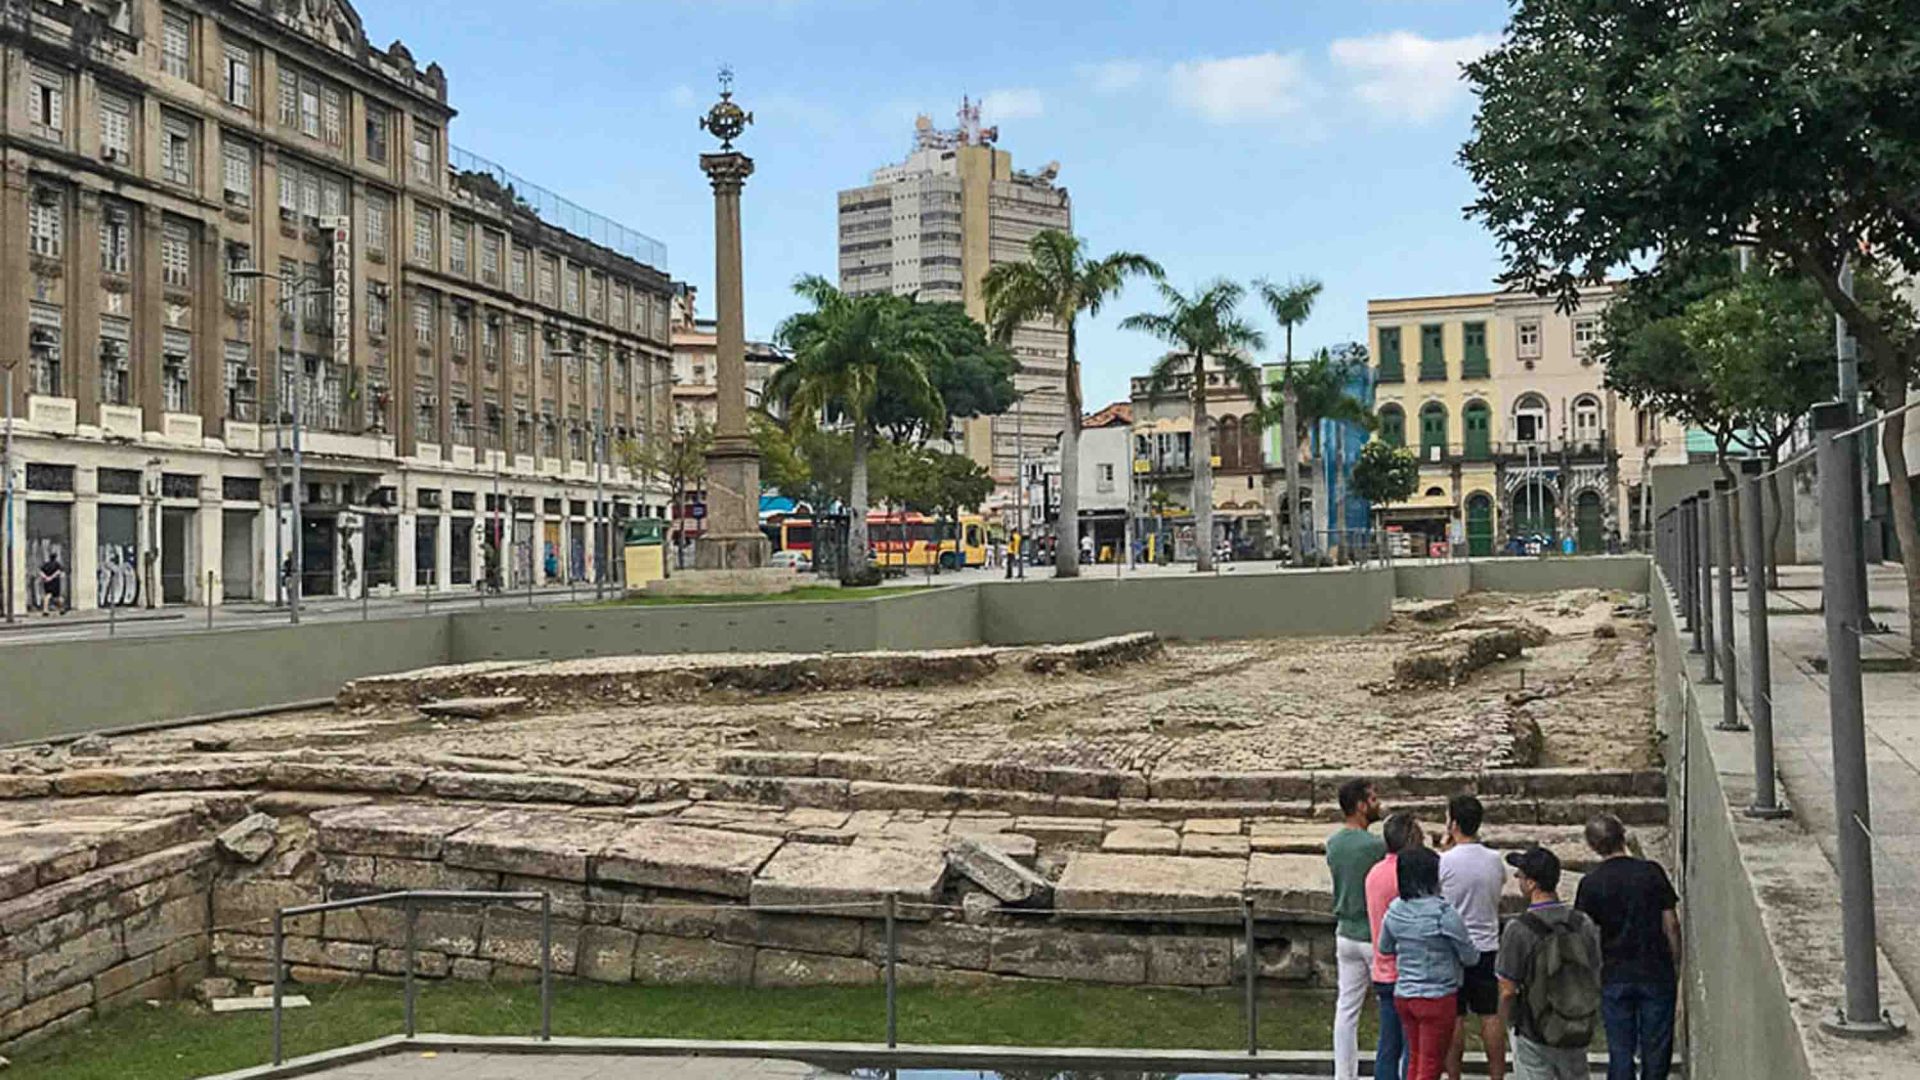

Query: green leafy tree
[[877, 302, 1019, 442], [1121, 281, 1267, 572], [1351, 438, 1421, 534], [615, 415, 712, 567], [1460, 0, 1920, 644], [751, 412, 849, 512], [983, 230, 1163, 579], [770, 277, 945, 583], [1255, 278, 1323, 563]]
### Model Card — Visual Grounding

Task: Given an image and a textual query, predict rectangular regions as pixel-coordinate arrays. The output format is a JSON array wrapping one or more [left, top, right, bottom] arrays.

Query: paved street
[[1724, 562, 1920, 1005]]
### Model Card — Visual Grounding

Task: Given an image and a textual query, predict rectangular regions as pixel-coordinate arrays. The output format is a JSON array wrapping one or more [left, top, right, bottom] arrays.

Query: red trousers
[[1395, 993, 1460, 1080]]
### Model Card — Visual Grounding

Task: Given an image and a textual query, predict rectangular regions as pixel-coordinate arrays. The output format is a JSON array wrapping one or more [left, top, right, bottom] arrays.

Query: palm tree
[[1120, 281, 1267, 572], [982, 232, 1162, 578], [771, 276, 944, 583], [1261, 347, 1374, 555], [1256, 278, 1323, 563]]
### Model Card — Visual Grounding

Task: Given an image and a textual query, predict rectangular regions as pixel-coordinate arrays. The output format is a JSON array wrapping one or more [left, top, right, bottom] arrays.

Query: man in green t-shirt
[[1327, 777, 1386, 1080]]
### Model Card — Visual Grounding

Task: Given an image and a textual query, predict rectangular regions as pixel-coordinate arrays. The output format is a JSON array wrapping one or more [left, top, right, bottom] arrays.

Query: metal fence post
[[884, 893, 899, 1049], [1715, 480, 1744, 729], [271, 910, 285, 1065], [1741, 460, 1790, 819], [1683, 498, 1701, 645], [539, 893, 553, 1041], [404, 896, 418, 1037], [206, 570, 215, 629], [1814, 403, 1902, 1038], [1698, 491, 1718, 682], [1242, 893, 1258, 1057], [108, 600, 116, 637]]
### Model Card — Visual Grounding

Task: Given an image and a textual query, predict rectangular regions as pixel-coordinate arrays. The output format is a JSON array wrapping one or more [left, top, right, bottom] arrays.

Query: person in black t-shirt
[[1574, 813, 1680, 1080]]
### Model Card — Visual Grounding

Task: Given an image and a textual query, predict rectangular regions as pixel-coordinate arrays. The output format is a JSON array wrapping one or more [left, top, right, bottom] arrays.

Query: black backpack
[[1518, 911, 1602, 1048]]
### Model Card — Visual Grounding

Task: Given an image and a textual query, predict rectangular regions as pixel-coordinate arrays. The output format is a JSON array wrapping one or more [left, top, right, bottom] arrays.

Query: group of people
[[1327, 780, 1680, 1080]]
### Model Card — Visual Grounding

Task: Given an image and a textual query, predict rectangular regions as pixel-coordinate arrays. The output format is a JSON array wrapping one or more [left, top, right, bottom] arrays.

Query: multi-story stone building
[[1, 0, 674, 614], [1366, 285, 1688, 555], [836, 99, 1070, 504], [1128, 358, 1272, 561]]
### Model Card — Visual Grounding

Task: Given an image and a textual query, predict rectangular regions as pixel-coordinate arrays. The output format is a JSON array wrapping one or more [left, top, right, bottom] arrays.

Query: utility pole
[[2, 361, 14, 624], [593, 420, 607, 600], [235, 260, 318, 624]]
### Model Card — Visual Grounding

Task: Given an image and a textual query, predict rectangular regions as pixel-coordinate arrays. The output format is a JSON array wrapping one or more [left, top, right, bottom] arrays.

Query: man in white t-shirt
[[1440, 793, 1508, 1080]]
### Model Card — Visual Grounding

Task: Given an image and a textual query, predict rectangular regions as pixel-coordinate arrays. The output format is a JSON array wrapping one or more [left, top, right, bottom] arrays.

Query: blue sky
[[372, 0, 1512, 407]]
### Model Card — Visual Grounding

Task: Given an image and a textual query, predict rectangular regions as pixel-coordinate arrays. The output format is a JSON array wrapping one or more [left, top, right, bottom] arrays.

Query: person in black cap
[[1496, 847, 1603, 1080]]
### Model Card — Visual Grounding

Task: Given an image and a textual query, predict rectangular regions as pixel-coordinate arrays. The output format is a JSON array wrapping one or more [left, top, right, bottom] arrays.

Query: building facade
[[836, 100, 1070, 504], [1366, 286, 1688, 555], [1128, 358, 1273, 561], [1, 0, 674, 614]]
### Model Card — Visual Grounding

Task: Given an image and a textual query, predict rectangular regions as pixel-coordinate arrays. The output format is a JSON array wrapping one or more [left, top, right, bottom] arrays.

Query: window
[[564, 267, 581, 313], [161, 112, 195, 186], [28, 187, 63, 258], [321, 85, 343, 145], [367, 283, 389, 336], [100, 202, 131, 274], [449, 220, 469, 275], [1378, 405, 1405, 448], [162, 329, 192, 412], [299, 79, 320, 137], [451, 305, 470, 356], [417, 388, 439, 439], [365, 106, 389, 164], [365, 191, 389, 250], [512, 321, 529, 368], [1572, 395, 1602, 443], [300, 167, 319, 217], [588, 274, 604, 320], [1377, 326, 1403, 382], [1419, 324, 1446, 381], [1097, 463, 1115, 493], [413, 293, 434, 344], [412, 206, 436, 265], [161, 9, 192, 79], [514, 408, 532, 454], [222, 42, 252, 107], [278, 68, 298, 126], [452, 399, 473, 446], [411, 121, 436, 183], [29, 65, 64, 138], [100, 317, 131, 405], [610, 284, 626, 327], [1517, 318, 1542, 359], [481, 231, 502, 286], [98, 90, 133, 162], [28, 304, 63, 396], [511, 249, 529, 295], [224, 242, 252, 302], [161, 220, 191, 287], [537, 257, 556, 304], [222, 139, 252, 205], [481, 316, 499, 364], [225, 341, 255, 421], [1513, 393, 1549, 443], [301, 262, 326, 324], [1462, 321, 1489, 378], [320, 175, 345, 219], [1574, 317, 1598, 360]]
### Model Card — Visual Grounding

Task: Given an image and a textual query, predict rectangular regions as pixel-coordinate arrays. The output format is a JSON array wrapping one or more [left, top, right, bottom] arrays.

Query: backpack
[[1518, 911, 1602, 1048]]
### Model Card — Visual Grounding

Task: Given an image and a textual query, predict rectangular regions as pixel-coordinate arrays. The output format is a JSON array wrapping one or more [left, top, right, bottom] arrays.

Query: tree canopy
[[1351, 439, 1420, 513]]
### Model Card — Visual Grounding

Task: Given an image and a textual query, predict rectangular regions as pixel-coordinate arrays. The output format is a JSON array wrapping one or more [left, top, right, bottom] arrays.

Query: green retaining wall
[[976, 567, 1397, 645], [1469, 554, 1650, 594], [1395, 563, 1472, 600]]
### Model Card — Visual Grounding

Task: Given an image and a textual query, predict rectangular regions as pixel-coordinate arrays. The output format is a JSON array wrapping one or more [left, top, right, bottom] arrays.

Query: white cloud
[[1077, 59, 1150, 94], [1168, 52, 1313, 123], [667, 84, 699, 109], [980, 87, 1044, 122], [1328, 31, 1499, 122]]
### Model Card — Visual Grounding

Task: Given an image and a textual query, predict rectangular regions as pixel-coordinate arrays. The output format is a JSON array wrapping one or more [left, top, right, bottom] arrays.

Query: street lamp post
[[2, 360, 14, 624], [235, 264, 327, 624]]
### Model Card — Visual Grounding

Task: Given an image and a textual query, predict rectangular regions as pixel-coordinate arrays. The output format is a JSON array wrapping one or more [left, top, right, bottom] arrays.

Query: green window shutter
[[1419, 324, 1446, 381], [1380, 408, 1405, 447], [1419, 405, 1448, 457], [1464, 402, 1491, 459], [1377, 327, 1403, 383], [1463, 322, 1488, 378]]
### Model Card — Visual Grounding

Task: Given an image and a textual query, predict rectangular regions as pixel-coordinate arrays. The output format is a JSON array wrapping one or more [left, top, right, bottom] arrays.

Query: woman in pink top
[[1368, 812, 1423, 1080]]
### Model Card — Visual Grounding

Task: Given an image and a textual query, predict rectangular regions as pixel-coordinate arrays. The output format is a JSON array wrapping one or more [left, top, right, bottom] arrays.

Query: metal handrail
[[271, 890, 552, 1065]]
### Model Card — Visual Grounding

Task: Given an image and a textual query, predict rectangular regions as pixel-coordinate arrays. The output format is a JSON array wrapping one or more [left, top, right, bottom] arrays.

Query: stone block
[[426, 771, 636, 806], [0, 776, 51, 799], [1537, 797, 1667, 827], [749, 843, 946, 918], [1054, 853, 1245, 924], [0, 982, 92, 1042], [1146, 936, 1233, 987], [1248, 823, 1333, 855], [479, 908, 580, 974], [895, 963, 998, 988], [1103, 826, 1181, 855], [312, 804, 488, 860], [576, 925, 637, 982], [368, 857, 500, 894], [631, 934, 753, 985], [498, 876, 590, 922], [323, 854, 377, 888], [619, 899, 727, 939], [1181, 834, 1251, 858], [285, 964, 358, 985], [1232, 936, 1318, 984], [0, 961, 21, 1014], [1247, 854, 1333, 918], [989, 927, 1148, 984], [849, 781, 963, 812], [971, 832, 1038, 864], [211, 879, 320, 933], [216, 814, 279, 864], [782, 808, 850, 829], [944, 836, 1050, 905], [1012, 817, 1108, 848], [267, 762, 428, 794], [1150, 772, 1315, 802], [443, 811, 629, 882], [26, 925, 121, 998], [595, 823, 782, 899], [95, 813, 206, 868], [752, 948, 879, 987], [419, 696, 527, 719], [322, 905, 481, 956], [717, 751, 820, 777], [374, 948, 450, 978], [249, 791, 375, 816], [815, 754, 886, 781], [715, 910, 865, 957], [284, 937, 376, 972], [862, 920, 993, 971], [51, 763, 266, 796], [449, 958, 493, 981], [124, 895, 207, 958], [1184, 818, 1245, 835]]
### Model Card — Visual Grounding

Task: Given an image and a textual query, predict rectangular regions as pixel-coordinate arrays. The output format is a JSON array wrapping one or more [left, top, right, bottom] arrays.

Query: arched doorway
[[1466, 492, 1494, 556], [1575, 490, 1604, 552], [1511, 481, 1557, 542]]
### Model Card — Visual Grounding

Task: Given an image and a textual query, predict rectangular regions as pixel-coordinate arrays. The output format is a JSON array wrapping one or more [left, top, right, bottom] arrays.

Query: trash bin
[[622, 518, 667, 590]]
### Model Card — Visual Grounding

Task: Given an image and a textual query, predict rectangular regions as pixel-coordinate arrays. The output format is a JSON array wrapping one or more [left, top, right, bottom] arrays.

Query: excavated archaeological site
[[0, 587, 1666, 1055]]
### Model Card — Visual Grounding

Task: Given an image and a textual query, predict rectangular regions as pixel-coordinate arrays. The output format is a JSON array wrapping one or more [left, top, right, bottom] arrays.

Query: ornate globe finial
[[699, 65, 753, 151]]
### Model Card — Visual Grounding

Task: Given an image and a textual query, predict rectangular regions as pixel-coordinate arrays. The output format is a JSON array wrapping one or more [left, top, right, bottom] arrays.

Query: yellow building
[[1367, 285, 1689, 554]]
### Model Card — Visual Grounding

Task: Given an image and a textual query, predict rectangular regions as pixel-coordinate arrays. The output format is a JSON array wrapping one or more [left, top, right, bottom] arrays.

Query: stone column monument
[[693, 71, 771, 572]]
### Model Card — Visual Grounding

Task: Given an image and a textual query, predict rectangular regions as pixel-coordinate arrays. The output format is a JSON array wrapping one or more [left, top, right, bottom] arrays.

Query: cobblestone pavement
[[69, 588, 1655, 780]]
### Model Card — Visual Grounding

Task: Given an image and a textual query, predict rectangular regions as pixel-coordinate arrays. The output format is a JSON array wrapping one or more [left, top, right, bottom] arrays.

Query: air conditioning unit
[[102, 148, 129, 165], [243, 365, 260, 381]]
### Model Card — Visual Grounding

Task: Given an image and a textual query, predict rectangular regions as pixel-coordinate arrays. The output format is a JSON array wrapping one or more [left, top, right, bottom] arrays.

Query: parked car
[[770, 550, 811, 572]]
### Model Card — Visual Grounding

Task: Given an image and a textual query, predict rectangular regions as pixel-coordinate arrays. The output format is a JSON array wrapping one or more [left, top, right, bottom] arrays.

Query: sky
[[369, 0, 1513, 408]]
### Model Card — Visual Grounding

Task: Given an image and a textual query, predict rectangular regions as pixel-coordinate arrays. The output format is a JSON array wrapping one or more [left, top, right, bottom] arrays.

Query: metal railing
[[449, 147, 668, 272]]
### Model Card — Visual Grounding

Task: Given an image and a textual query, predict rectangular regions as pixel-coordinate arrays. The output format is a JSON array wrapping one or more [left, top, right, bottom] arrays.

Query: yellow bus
[[773, 512, 988, 570]]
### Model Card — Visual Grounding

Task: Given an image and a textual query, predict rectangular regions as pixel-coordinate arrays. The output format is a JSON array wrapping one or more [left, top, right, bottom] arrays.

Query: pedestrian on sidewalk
[[1574, 813, 1680, 1080], [1440, 794, 1508, 1080], [1368, 811, 1425, 1080], [1379, 846, 1480, 1080], [1328, 778, 1386, 1080], [1498, 847, 1603, 1080]]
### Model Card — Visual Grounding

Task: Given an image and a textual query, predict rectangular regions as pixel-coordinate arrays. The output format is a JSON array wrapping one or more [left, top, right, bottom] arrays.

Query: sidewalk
[[1724, 561, 1920, 1008]]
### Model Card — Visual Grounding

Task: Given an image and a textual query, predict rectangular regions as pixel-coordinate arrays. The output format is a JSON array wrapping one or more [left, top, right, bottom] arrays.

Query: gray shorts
[[1511, 1034, 1590, 1080]]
